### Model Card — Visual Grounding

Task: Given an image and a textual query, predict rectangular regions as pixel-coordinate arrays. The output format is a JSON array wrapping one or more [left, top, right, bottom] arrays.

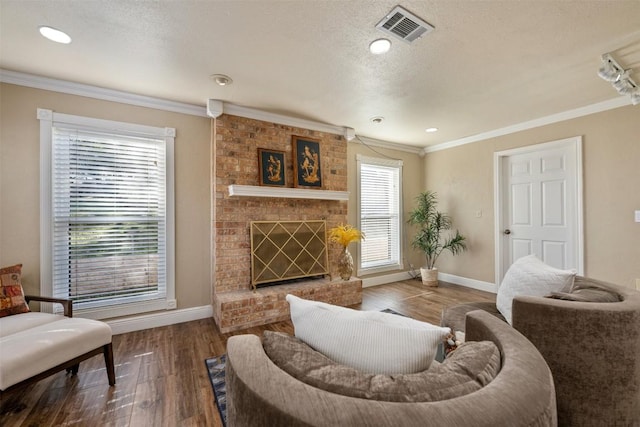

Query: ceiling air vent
[[376, 5, 434, 43]]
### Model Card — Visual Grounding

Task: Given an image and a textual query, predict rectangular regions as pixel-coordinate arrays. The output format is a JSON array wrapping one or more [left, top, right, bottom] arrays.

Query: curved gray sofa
[[226, 310, 557, 427], [512, 277, 640, 427], [442, 276, 640, 427]]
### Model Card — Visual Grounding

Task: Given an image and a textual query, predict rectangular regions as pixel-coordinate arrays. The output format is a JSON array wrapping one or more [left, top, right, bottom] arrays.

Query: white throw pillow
[[285, 294, 450, 375], [497, 255, 576, 324]]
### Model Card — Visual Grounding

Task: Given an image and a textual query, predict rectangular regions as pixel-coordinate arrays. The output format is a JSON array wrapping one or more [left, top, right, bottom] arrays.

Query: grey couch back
[[512, 276, 640, 427]]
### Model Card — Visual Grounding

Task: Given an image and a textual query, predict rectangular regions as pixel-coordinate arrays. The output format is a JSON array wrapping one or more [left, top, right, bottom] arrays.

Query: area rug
[[205, 354, 227, 427], [205, 308, 406, 426]]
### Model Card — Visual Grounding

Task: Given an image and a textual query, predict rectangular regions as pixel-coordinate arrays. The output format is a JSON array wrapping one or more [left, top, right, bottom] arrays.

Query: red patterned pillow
[[0, 264, 30, 317]]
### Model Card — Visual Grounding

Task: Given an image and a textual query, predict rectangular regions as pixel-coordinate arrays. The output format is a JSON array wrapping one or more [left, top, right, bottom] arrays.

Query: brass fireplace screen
[[250, 220, 329, 287]]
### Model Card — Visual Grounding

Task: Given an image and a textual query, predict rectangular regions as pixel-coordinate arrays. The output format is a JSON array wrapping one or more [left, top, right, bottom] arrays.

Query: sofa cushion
[[263, 331, 501, 402], [0, 264, 30, 318], [286, 294, 450, 374], [0, 312, 67, 338], [545, 276, 623, 302], [545, 287, 621, 302], [497, 255, 575, 324], [0, 317, 112, 390]]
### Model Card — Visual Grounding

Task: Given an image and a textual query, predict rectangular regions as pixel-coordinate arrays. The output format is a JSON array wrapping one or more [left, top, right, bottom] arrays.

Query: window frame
[[38, 108, 176, 319], [356, 154, 403, 276]]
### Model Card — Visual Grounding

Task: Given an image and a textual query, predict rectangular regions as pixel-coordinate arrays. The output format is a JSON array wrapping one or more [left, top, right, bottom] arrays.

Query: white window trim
[[38, 108, 176, 318], [356, 154, 404, 276]]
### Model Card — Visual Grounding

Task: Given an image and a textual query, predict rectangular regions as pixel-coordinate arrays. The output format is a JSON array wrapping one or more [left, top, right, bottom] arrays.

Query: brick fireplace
[[211, 114, 362, 333]]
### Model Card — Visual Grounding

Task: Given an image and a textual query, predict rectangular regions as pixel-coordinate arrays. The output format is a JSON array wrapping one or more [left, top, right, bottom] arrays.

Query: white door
[[494, 137, 584, 284]]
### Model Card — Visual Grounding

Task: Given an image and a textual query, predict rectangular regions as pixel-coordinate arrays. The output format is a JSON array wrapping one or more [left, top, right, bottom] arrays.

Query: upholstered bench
[[0, 295, 115, 392]]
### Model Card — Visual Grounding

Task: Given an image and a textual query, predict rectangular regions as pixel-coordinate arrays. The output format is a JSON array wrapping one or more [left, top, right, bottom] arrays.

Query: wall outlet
[[636, 278, 640, 291], [635, 210, 640, 223]]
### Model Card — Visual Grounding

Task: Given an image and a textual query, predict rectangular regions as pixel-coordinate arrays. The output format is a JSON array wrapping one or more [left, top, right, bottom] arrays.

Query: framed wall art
[[258, 148, 286, 187], [292, 136, 322, 188]]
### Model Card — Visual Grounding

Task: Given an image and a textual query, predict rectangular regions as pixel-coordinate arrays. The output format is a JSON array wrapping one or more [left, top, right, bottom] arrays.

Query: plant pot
[[420, 267, 438, 287], [337, 247, 354, 281]]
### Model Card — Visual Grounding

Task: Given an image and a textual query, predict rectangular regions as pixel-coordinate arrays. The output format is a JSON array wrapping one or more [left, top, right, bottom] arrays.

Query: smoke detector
[[376, 5, 434, 43]]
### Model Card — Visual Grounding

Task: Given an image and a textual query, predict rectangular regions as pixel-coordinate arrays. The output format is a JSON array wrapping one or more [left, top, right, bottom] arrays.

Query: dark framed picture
[[258, 148, 286, 187], [292, 136, 322, 188]]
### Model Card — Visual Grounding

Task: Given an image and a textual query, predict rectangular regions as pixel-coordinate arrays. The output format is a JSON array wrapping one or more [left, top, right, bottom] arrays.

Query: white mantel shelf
[[228, 184, 349, 201]]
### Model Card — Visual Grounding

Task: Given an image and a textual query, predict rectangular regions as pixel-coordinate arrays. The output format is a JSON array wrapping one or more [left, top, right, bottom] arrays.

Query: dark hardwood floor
[[0, 279, 495, 427]]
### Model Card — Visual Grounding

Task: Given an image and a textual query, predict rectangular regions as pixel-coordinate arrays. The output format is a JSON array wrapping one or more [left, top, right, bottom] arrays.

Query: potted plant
[[328, 224, 364, 281], [408, 191, 467, 286]]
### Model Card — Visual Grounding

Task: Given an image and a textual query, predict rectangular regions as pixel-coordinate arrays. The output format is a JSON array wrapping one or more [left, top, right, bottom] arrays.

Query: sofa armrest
[[24, 295, 73, 317], [512, 295, 640, 426]]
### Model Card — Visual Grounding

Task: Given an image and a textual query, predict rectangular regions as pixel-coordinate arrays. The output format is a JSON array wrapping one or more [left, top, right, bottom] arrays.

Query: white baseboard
[[360, 270, 497, 294], [437, 273, 497, 294], [106, 305, 213, 335], [362, 271, 418, 288]]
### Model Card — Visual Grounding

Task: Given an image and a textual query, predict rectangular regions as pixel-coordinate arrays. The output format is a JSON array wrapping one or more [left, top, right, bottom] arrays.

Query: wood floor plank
[[129, 377, 171, 427], [0, 280, 494, 426], [19, 380, 72, 426]]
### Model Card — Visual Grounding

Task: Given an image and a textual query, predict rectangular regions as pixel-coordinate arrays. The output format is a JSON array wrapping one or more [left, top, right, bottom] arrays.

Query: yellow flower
[[329, 224, 364, 248]]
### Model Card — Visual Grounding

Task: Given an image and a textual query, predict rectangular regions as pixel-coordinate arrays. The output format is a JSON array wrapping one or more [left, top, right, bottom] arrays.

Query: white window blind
[[357, 155, 403, 273], [39, 109, 175, 319]]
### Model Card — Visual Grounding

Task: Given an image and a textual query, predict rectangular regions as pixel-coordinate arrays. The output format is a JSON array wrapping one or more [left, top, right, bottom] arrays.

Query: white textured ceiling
[[1, 0, 639, 147]]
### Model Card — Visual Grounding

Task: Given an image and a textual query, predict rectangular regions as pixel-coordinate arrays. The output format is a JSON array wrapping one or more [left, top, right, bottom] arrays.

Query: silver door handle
[[504, 229, 511, 235]]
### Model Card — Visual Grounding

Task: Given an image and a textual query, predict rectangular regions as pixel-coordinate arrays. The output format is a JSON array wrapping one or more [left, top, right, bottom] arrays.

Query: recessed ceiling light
[[369, 39, 391, 55], [370, 116, 384, 124], [39, 26, 71, 44], [425, 127, 439, 133], [210, 74, 233, 86]]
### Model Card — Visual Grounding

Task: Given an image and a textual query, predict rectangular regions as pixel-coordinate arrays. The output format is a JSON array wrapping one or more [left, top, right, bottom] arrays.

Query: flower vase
[[337, 247, 354, 281]]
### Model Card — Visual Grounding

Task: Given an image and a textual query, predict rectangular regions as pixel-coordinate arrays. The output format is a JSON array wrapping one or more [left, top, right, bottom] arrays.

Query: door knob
[[504, 229, 511, 235]]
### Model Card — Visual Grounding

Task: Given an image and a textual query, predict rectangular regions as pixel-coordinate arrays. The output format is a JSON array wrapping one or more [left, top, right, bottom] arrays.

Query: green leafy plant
[[408, 191, 467, 270]]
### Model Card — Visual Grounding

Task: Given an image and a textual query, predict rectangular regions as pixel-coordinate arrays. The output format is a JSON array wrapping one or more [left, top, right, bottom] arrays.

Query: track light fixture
[[598, 53, 639, 105], [598, 54, 622, 82]]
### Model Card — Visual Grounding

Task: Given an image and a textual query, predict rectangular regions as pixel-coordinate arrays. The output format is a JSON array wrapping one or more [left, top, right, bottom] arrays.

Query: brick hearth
[[213, 277, 362, 333]]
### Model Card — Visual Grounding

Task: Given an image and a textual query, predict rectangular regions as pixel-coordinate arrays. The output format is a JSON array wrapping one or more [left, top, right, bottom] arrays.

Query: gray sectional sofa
[[225, 310, 557, 427], [442, 276, 640, 427]]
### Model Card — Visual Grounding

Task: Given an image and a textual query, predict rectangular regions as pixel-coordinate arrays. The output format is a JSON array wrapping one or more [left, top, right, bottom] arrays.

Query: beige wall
[[424, 105, 640, 288], [346, 142, 426, 278], [0, 83, 212, 310], [3, 80, 636, 309]]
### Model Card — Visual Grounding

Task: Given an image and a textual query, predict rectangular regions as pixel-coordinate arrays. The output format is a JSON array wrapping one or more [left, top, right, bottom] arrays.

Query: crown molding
[[1, 69, 208, 117], [220, 101, 349, 136], [2, 69, 425, 155], [423, 96, 630, 154], [353, 135, 424, 155]]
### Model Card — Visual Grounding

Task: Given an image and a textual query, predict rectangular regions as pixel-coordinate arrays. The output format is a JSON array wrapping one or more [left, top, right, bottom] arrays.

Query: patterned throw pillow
[[0, 264, 30, 317]]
